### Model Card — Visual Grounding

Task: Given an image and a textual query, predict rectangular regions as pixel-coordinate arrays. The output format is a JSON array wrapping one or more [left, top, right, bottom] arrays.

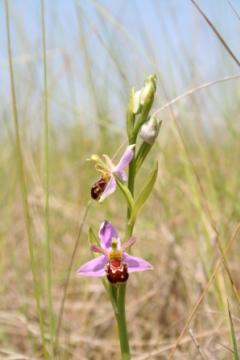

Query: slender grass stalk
[[169, 107, 240, 311], [54, 202, 91, 355], [152, 74, 240, 117], [190, 0, 240, 68], [4, 1, 47, 357], [40, 0, 54, 355], [168, 223, 240, 360], [227, 0, 240, 21], [75, 3, 105, 139], [227, 300, 240, 360]]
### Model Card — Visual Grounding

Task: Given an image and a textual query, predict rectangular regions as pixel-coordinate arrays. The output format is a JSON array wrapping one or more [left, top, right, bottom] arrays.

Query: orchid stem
[[128, 137, 137, 196], [116, 284, 130, 360], [114, 139, 137, 359], [109, 283, 119, 315], [126, 141, 136, 237], [114, 90, 152, 359]]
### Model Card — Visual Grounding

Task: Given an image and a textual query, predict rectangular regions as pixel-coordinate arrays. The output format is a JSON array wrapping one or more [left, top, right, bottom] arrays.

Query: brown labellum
[[105, 260, 129, 284], [91, 177, 108, 200]]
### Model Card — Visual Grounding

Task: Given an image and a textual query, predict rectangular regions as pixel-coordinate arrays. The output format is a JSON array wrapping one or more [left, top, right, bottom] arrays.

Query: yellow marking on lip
[[109, 249, 122, 261]]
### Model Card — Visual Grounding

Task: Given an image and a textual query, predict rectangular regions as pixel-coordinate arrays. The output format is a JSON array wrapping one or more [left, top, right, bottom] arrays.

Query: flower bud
[[140, 74, 157, 107], [132, 89, 142, 115], [129, 75, 157, 115], [140, 116, 161, 144]]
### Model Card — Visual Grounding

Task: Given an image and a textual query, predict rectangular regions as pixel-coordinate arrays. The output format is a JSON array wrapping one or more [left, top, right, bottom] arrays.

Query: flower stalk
[[77, 74, 160, 360], [115, 284, 130, 360]]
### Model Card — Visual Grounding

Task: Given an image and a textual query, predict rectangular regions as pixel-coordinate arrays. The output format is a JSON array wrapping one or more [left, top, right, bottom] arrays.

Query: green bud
[[140, 116, 162, 144], [132, 89, 142, 115], [126, 88, 136, 140], [127, 75, 157, 141], [140, 74, 157, 107], [130, 75, 157, 115]]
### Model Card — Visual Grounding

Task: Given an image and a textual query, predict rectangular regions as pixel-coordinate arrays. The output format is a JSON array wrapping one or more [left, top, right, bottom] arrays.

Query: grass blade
[[227, 300, 240, 360], [40, 0, 55, 355], [4, 0, 47, 357]]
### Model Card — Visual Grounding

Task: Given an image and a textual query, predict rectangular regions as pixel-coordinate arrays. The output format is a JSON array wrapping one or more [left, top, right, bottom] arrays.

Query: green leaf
[[135, 142, 152, 173], [126, 88, 136, 141], [88, 227, 99, 246], [115, 177, 135, 212], [135, 120, 162, 173], [129, 161, 158, 224], [227, 300, 240, 360]]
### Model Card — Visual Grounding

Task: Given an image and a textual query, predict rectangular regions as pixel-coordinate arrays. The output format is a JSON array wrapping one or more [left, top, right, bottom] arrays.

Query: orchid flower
[[90, 145, 135, 202], [77, 221, 152, 283]]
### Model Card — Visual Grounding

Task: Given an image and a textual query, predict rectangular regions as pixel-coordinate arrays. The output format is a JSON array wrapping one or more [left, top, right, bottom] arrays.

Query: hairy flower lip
[[77, 221, 153, 279]]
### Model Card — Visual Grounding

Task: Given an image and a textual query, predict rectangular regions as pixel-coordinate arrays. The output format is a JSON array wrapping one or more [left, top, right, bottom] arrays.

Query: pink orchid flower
[[90, 145, 135, 202], [77, 221, 153, 283]]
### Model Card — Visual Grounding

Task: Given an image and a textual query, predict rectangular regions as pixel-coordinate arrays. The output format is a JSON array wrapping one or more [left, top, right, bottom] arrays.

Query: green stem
[[108, 282, 119, 315], [114, 88, 153, 359], [116, 284, 130, 360], [128, 158, 136, 196], [127, 139, 136, 225], [126, 222, 134, 240], [114, 136, 137, 360], [4, 1, 47, 357], [40, 0, 55, 354]]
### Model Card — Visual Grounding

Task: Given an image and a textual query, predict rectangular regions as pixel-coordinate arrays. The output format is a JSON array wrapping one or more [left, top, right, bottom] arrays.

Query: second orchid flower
[[90, 145, 135, 202]]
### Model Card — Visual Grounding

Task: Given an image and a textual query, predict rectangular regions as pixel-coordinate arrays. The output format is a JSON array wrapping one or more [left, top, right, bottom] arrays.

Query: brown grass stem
[[190, 0, 240, 67], [167, 223, 240, 360]]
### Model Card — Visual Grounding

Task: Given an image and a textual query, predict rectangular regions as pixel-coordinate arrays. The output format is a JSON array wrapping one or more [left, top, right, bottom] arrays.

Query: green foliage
[[88, 227, 99, 246], [227, 301, 240, 360], [115, 177, 135, 211], [1, 1, 240, 359], [129, 161, 158, 225]]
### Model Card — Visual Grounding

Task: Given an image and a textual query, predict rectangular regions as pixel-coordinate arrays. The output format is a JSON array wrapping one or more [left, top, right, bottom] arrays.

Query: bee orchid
[[77, 221, 153, 283], [90, 145, 135, 202]]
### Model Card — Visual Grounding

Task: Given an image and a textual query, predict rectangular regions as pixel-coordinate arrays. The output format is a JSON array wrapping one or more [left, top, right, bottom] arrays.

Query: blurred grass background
[[0, 0, 240, 359]]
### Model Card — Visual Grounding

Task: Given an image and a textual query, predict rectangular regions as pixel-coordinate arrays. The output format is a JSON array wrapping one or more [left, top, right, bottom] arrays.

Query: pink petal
[[98, 220, 119, 249], [123, 253, 153, 273], [115, 169, 127, 182], [77, 255, 108, 277], [91, 244, 108, 256], [99, 176, 116, 203], [113, 145, 135, 178], [121, 236, 136, 251]]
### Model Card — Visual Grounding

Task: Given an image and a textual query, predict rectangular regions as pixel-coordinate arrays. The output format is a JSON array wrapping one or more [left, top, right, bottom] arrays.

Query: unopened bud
[[140, 116, 161, 144], [130, 75, 157, 115], [132, 89, 142, 115], [140, 74, 157, 107]]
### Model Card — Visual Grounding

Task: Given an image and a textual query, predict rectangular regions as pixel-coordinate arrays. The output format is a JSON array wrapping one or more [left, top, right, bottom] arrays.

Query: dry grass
[[1, 1, 240, 359]]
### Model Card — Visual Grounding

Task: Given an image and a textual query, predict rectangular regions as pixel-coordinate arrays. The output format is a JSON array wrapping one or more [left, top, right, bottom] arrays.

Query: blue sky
[[1, 0, 240, 131]]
